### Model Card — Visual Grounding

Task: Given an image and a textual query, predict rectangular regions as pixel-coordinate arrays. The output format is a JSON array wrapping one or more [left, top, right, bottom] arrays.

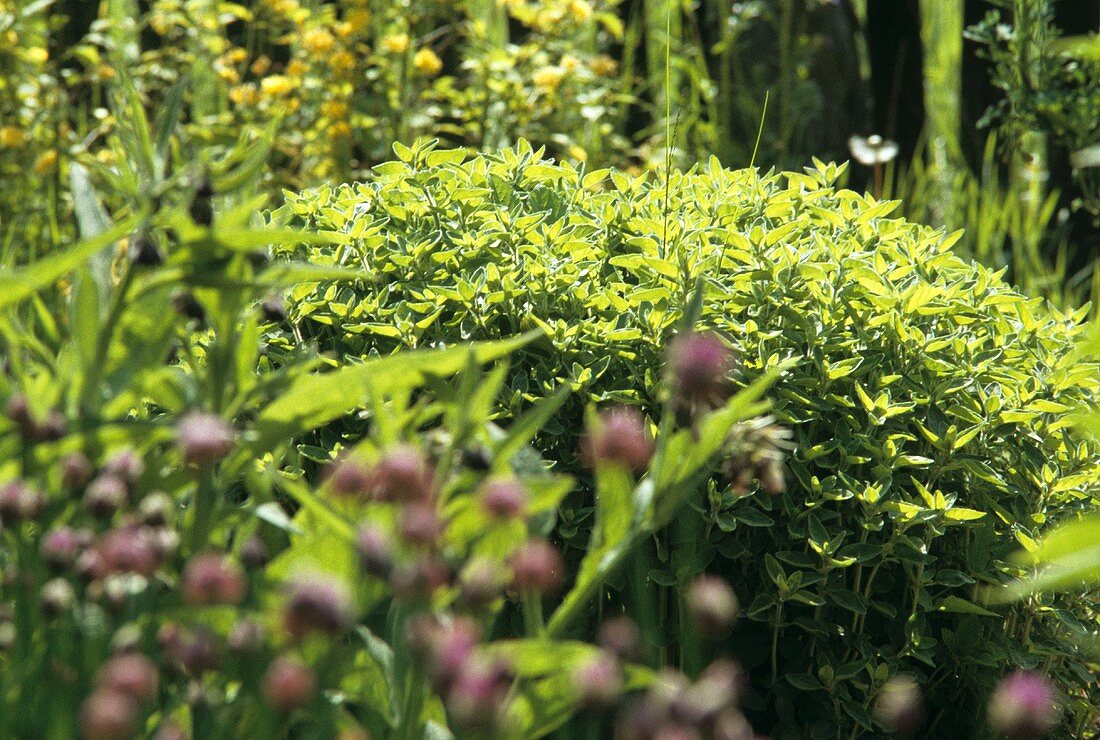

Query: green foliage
[[274, 139, 1100, 735]]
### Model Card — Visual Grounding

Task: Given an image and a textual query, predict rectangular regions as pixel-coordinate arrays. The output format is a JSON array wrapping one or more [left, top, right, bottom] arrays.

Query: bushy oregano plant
[[271, 139, 1100, 736]]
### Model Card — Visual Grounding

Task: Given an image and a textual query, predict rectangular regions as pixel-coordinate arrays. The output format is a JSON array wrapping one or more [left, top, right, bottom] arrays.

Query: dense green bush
[[272, 139, 1100, 736]]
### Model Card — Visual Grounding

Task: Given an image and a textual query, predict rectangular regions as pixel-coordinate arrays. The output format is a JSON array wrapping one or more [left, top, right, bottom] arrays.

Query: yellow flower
[[560, 54, 579, 74], [328, 121, 352, 140], [320, 100, 349, 120], [381, 33, 409, 54], [229, 83, 261, 106], [534, 7, 564, 32], [96, 64, 117, 81], [24, 47, 49, 64], [226, 48, 248, 65], [0, 126, 26, 148], [251, 56, 272, 76], [149, 12, 171, 35], [345, 8, 371, 34], [329, 49, 356, 74], [35, 149, 59, 174], [412, 48, 443, 76], [591, 54, 618, 77], [567, 144, 588, 162], [532, 66, 565, 93], [568, 0, 593, 22], [217, 66, 241, 85], [261, 75, 295, 97], [301, 27, 336, 57], [286, 59, 309, 77], [268, 0, 300, 18]]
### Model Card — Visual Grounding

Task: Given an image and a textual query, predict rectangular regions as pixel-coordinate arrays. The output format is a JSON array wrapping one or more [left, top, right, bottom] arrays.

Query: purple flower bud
[[228, 619, 265, 654], [42, 527, 82, 570], [181, 553, 246, 606], [325, 455, 372, 498], [98, 653, 159, 704], [399, 502, 443, 546], [667, 331, 734, 407], [480, 478, 527, 520], [4, 394, 32, 431], [509, 539, 564, 595], [456, 558, 505, 610], [874, 675, 924, 737], [712, 709, 755, 740], [355, 525, 393, 578], [370, 446, 435, 503], [35, 410, 68, 442], [261, 295, 287, 323], [988, 670, 1060, 738], [283, 576, 354, 641], [80, 690, 138, 740], [76, 548, 107, 582], [673, 659, 745, 725], [173, 627, 223, 676], [138, 492, 174, 527], [60, 452, 94, 489], [84, 475, 128, 519], [573, 651, 623, 709], [102, 449, 145, 491], [40, 578, 75, 618], [240, 535, 269, 569], [686, 575, 739, 638], [599, 615, 641, 660], [0, 480, 43, 523], [445, 657, 512, 731], [582, 407, 654, 474], [263, 656, 316, 711], [175, 412, 235, 466], [389, 556, 450, 602], [424, 618, 481, 689], [98, 525, 162, 577]]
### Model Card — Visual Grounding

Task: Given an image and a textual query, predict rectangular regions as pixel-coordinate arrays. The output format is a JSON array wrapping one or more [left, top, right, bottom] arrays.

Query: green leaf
[[936, 596, 1000, 617], [250, 333, 539, 452], [0, 216, 136, 311]]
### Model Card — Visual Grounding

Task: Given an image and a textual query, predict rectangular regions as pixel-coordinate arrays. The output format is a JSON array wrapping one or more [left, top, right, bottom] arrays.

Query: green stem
[[523, 591, 545, 638], [79, 259, 137, 417], [188, 467, 218, 554], [770, 602, 783, 685]]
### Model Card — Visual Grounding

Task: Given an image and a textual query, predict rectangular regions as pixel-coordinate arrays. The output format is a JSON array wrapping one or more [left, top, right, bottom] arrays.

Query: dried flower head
[[509, 539, 564, 595], [370, 446, 435, 503], [80, 690, 138, 740], [987, 671, 1060, 738], [480, 477, 527, 520], [667, 331, 735, 411], [686, 575, 739, 638], [175, 412, 235, 466], [874, 675, 924, 738], [181, 553, 246, 606], [581, 407, 654, 474], [98, 653, 159, 704], [263, 656, 316, 711], [283, 576, 354, 640]]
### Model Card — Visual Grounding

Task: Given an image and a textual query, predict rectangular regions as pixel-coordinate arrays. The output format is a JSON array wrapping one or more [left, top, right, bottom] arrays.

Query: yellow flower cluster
[[0, 126, 26, 148], [301, 28, 335, 57], [382, 33, 410, 54], [413, 48, 443, 77]]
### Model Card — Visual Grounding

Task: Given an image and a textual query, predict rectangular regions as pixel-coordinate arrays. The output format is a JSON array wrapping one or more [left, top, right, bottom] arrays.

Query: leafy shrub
[[272, 139, 1100, 735]]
